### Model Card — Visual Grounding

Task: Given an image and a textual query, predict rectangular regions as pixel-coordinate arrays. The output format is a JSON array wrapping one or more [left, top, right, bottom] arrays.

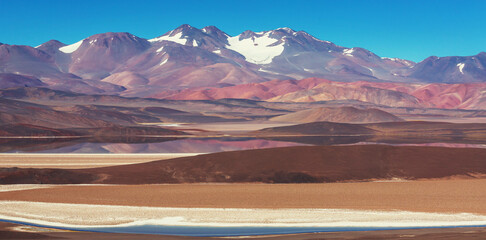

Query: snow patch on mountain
[[258, 68, 280, 74], [301, 31, 331, 43], [457, 63, 465, 74], [276, 27, 294, 33], [226, 32, 285, 64], [149, 32, 188, 45], [382, 57, 415, 68], [366, 67, 375, 76], [343, 48, 355, 57], [159, 58, 168, 66], [59, 40, 84, 53]]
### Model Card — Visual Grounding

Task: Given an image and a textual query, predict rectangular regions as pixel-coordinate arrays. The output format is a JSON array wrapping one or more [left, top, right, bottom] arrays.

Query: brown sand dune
[[270, 106, 403, 123], [253, 121, 376, 136], [2, 145, 486, 184]]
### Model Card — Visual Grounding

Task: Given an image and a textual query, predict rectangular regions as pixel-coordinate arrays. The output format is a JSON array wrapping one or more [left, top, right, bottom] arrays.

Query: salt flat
[[1, 201, 486, 228], [0, 185, 56, 193]]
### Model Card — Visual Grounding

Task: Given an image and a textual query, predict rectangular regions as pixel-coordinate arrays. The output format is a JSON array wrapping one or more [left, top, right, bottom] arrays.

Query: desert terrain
[[2, 102, 486, 239], [1, 180, 486, 213], [2, 99, 486, 239], [1, 25, 486, 239], [1, 180, 486, 239]]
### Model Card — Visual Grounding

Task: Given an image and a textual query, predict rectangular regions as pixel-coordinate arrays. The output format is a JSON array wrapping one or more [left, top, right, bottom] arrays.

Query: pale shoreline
[[1, 201, 486, 230], [0, 184, 57, 193], [0, 180, 486, 233], [0, 153, 205, 169]]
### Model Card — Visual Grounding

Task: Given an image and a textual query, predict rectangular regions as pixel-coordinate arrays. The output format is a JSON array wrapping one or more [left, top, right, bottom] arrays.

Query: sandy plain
[[2, 201, 486, 228], [1, 179, 486, 214], [1, 173, 486, 239], [0, 153, 202, 169], [2, 145, 486, 238], [0, 180, 486, 239]]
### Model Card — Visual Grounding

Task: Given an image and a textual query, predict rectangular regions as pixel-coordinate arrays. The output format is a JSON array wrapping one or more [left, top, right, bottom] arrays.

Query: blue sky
[[1, 0, 485, 62]]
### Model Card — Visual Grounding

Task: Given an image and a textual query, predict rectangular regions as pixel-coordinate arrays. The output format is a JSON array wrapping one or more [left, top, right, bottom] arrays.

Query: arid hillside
[[270, 106, 402, 123]]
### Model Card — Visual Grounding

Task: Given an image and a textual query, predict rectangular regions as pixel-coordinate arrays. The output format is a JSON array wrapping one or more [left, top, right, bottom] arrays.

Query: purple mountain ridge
[[0, 24, 485, 97]]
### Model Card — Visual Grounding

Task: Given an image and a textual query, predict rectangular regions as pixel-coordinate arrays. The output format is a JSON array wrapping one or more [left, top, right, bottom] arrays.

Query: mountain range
[[156, 78, 486, 110], [1, 24, 486, 100]]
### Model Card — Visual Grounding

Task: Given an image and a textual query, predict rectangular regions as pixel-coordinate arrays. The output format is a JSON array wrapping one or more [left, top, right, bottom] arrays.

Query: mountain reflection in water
[[2, 136, 486, 154]]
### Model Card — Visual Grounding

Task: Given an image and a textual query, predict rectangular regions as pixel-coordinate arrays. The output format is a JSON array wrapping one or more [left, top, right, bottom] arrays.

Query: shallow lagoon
[[3, 219, 486, 237]]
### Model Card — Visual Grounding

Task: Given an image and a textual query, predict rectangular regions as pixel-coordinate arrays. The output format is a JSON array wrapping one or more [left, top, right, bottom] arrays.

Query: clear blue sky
[[1, 0, 485, 62]]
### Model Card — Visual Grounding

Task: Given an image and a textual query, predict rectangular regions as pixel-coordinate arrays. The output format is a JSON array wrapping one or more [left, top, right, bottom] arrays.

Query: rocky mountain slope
[[158, 77, 486, 110]]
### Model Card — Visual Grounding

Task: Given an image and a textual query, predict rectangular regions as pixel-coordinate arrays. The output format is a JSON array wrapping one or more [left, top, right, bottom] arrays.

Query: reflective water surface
[[2, 219, 486, 237], [1, 136, 485, 153]]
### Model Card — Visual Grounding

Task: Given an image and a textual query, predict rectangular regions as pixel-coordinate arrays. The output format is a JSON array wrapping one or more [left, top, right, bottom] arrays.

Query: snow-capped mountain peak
[[201, 25, 230, 38], [149, 31, 188, 44], [2, 25, 485, 97], [275, 27, 295, 33], [149, 24, 228, 48], [226, 30, 285, 64], [59, 39, 84, 53], [149, 24, 198, 43]]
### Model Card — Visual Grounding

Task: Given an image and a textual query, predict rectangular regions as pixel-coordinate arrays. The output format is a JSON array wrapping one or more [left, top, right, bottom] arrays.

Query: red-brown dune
[[254, 121, 486, 138], [2, 145, 486, 184]]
